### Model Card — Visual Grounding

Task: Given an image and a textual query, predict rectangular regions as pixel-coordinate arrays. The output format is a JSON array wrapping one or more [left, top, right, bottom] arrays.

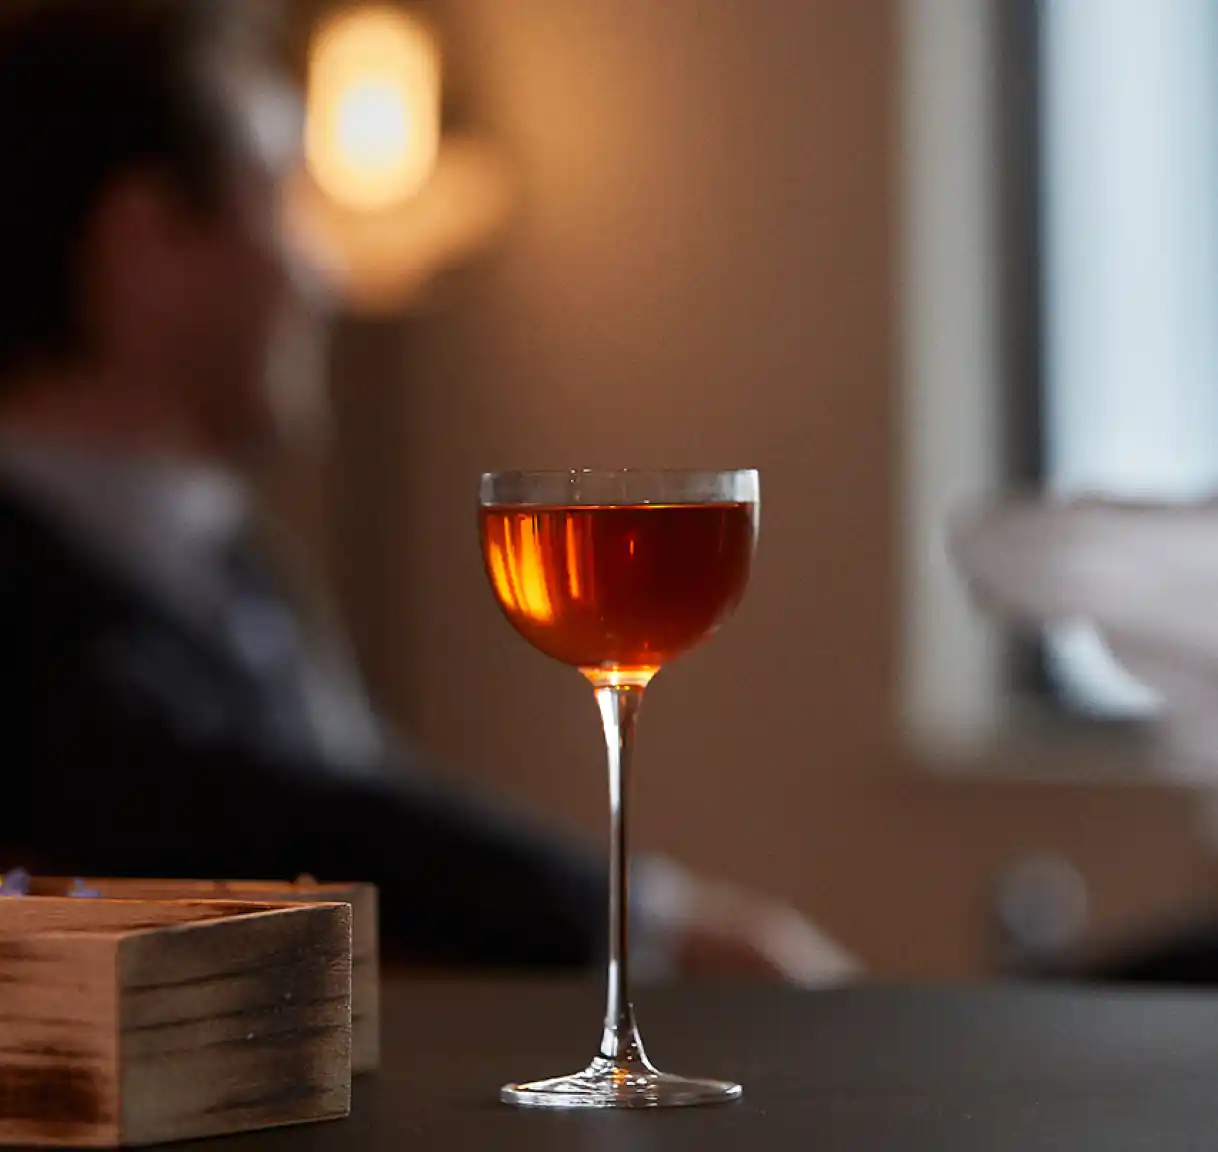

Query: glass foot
[[500, 1056, 742, 1109]]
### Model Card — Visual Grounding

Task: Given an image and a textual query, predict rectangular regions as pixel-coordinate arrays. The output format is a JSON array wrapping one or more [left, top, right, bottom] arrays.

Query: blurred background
[[273, 0, 1218, 979]]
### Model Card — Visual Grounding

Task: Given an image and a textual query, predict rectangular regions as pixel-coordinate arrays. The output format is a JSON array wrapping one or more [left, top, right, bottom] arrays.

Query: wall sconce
[[305, 6, 441, 212], [287, 3, 512, 315]]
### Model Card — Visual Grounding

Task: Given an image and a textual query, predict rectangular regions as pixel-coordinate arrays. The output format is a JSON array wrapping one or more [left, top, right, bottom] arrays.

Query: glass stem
[[595, 682, 649, 1066]]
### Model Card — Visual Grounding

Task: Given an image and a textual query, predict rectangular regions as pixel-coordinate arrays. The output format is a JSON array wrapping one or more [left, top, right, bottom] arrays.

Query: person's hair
[[0, 0, 282, 383]]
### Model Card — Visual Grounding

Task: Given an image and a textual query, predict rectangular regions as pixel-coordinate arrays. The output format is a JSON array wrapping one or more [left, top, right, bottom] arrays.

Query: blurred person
[[0, 0, 855, 982]]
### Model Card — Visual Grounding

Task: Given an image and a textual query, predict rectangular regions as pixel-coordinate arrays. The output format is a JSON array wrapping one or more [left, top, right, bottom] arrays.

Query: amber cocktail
[[481, 501, 754, 681]]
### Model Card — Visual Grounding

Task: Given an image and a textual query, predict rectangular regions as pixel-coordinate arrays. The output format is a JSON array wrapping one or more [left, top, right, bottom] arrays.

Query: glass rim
[[479, 467, 760, 509], [480, 467, 759, 482]]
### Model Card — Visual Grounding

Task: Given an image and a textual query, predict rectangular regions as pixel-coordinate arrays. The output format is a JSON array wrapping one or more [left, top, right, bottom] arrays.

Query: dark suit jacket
[[0, 490, 605, 968]]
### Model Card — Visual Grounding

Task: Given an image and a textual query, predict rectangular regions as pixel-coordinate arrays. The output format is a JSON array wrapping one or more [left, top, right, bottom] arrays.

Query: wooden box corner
[[0, 898, 352, 1147]]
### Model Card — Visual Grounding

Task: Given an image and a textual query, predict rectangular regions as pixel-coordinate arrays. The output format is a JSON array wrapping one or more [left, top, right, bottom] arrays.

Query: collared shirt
[[0, 437, 385, 765]]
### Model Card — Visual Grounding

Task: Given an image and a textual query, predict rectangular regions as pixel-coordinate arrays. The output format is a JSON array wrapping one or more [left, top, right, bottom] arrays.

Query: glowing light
[[565, 518, 583, 601], [305, 6, 441, 212], [513, 519, 555, 624], [487, 521, 555, 626], [487, 543, 519, 614]]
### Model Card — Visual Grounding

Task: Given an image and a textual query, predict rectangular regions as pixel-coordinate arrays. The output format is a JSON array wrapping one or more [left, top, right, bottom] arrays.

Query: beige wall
[[323, 0, 1212, 977]]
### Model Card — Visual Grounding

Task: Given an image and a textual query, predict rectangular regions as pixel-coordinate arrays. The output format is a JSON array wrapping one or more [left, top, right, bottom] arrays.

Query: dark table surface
[[188, 977, 1218, 1151]]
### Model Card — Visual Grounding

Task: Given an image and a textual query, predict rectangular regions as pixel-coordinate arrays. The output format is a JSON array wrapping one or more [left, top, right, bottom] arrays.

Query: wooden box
[[30, 878, 380, 1074], [0, 898, 352, 1147]]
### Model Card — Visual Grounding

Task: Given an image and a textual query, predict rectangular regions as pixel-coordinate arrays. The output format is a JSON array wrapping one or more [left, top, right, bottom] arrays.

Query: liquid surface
[[480, 502, 756, 677]]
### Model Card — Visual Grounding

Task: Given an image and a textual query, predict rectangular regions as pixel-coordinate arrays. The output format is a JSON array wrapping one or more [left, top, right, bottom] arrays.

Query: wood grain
[[119, 902, 352, 1145], [0, 898, 353, 1146], [0, 931, 118, 1146], [33, 878, 380, 1073]]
